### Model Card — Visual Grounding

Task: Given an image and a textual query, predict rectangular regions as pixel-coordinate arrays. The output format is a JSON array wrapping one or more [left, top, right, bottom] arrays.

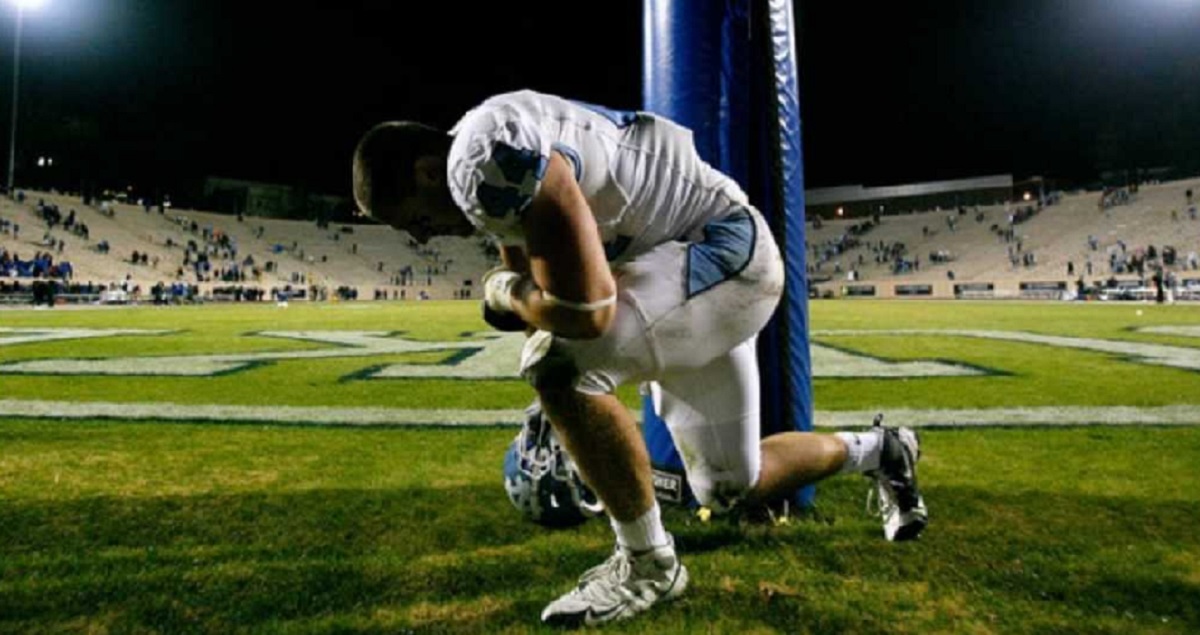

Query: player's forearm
[[510, 276, 615, 340]]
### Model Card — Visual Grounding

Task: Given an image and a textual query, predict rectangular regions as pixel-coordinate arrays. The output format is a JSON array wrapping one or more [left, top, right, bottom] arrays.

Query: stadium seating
[[806, 176, 1200, 299], [2, 177, 1197, 303]]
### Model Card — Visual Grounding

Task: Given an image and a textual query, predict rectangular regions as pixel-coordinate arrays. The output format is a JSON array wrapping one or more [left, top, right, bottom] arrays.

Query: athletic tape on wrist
[[484, 270, 520, 313], [541, 290, 617, 312]]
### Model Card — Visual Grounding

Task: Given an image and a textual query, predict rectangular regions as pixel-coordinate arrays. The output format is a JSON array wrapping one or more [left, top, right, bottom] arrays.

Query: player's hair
[[352, 121, 447, 217]]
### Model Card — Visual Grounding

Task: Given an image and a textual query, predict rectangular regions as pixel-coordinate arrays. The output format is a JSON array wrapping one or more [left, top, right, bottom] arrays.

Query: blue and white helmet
[[503, 401, 604, 527]]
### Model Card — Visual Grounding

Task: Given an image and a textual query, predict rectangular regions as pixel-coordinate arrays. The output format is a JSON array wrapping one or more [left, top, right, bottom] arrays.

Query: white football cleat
[[865, 415, 928, 541], [541, 535, 688, 627]]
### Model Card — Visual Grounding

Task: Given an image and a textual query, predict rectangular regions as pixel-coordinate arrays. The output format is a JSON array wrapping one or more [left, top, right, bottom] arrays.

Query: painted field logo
[[0, 328, 982, 379], [813, 329, 1200, 373], [1, 327, 1196, 379], [0, 328, 524, 379]]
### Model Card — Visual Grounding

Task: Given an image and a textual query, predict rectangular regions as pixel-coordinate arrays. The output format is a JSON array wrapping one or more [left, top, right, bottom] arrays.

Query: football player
[[352, 90, 927, 627]]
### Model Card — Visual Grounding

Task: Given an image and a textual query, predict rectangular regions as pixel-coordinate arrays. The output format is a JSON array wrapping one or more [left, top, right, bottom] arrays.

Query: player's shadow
[[5, 482, 1195, 632], [0, 484, 607, 632]]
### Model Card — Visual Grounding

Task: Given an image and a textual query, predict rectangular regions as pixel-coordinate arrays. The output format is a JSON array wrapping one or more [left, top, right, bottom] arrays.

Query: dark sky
[[5, 0, 1200, 202]]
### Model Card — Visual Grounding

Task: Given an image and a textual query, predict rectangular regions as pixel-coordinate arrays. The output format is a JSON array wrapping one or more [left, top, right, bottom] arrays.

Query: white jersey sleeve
[[447, 104, 553, 246]]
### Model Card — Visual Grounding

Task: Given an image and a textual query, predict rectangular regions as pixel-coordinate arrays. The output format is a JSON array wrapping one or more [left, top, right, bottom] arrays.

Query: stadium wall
[[203, 177, 349, 221], [807, 174, 1014, 219]]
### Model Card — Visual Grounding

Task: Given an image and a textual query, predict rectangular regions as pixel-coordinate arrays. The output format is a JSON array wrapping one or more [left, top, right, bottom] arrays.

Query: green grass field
[[2, 300, 1199, 633]]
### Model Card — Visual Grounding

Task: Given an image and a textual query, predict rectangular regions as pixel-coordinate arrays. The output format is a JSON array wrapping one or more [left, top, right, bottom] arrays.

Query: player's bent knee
[[689, 467, 760, 513]]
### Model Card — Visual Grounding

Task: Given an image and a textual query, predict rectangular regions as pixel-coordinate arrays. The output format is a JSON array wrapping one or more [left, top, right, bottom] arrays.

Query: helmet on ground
[[503, 401, 604, 527]]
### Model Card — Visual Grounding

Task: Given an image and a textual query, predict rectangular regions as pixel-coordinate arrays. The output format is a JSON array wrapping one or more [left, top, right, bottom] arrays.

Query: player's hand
[[482, 267, 521, 313], [482, 302, 528, 332]]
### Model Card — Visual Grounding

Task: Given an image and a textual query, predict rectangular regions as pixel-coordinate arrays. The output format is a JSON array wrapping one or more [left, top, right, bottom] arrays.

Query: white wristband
[[542, 290, 617, 312]]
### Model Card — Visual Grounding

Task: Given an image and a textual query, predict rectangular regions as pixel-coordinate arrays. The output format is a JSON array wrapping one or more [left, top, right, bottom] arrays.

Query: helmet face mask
[[503, 402, 604, 527]]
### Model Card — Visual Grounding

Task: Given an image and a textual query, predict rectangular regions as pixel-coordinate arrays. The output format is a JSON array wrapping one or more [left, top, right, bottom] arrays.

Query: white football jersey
[[447, 90, 750, 263]]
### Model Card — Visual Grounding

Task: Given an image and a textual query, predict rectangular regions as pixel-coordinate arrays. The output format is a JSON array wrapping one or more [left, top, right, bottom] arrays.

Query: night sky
[[5, 0, 1199, 203]]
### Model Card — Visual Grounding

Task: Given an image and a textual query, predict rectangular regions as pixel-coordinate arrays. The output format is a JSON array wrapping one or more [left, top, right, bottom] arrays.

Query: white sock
[[835, 430, 883, 474], [611, 502, 670, 552]]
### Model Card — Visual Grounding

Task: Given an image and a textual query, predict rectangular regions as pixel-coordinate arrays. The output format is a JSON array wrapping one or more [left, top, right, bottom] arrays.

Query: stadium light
[[6, 0, 46, 193]]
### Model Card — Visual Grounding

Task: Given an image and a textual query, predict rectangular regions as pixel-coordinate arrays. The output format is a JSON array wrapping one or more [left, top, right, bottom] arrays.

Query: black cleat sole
[[892, 516, 927, 542]]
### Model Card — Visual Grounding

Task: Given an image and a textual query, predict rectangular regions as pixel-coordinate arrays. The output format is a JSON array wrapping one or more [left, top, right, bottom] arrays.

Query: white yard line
[[0, 400, 526, 427], [813, 405, 1200, 428], [1, 400, 1197, 428]]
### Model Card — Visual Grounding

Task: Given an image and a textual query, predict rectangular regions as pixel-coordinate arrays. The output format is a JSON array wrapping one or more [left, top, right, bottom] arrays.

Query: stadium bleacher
[[806, 176, 1200, 300], [2, 177, 1198, 305]]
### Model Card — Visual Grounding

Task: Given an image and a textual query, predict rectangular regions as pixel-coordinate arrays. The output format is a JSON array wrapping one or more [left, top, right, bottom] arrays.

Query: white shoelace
[[571, 546, 673, 612], [571, 550, 639, 608]]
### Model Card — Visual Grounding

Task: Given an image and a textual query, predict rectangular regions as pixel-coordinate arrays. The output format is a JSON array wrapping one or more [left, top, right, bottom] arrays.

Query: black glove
[[482, 302, 528, 332]]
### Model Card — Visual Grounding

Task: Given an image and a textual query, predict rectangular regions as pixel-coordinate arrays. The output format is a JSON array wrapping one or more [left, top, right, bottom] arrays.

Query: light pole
[[6, 0, 46, 194]]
